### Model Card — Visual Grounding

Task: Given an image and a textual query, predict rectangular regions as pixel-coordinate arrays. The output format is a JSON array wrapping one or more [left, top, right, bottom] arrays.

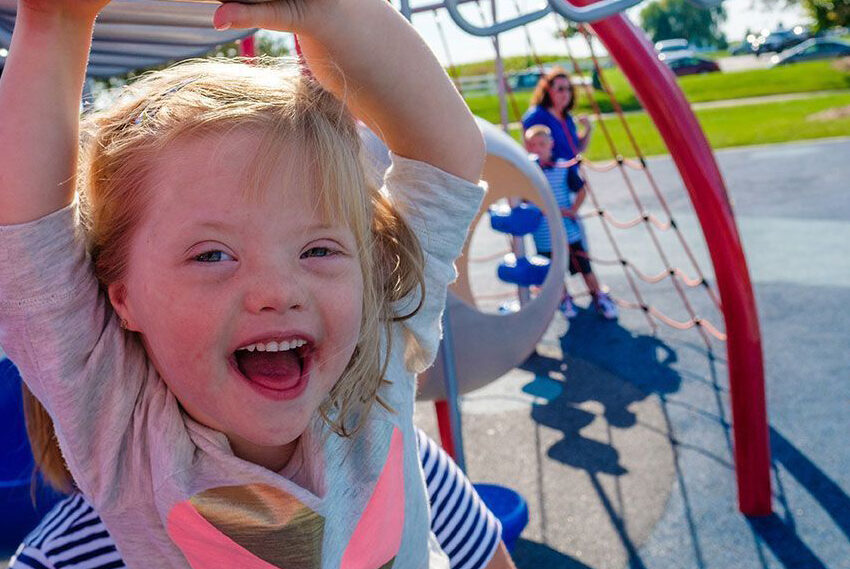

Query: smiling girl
[[0, 0, 491, 567]]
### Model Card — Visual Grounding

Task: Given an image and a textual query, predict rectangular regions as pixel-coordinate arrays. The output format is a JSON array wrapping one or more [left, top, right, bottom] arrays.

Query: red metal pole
[[434, 400, 457, 460], [238, 35, 256, 58], [585, 15, 771, 515]]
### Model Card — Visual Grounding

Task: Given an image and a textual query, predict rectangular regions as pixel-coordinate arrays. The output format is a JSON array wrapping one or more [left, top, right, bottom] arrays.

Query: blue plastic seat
[[497, 254, 550, 287], [473, 483, 529, 553], [0, 358, 64, 550], [489, 202, 543, 236]]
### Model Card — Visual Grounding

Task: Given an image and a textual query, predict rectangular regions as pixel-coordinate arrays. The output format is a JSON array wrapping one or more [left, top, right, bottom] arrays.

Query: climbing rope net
[[433, 5, 726, 347]]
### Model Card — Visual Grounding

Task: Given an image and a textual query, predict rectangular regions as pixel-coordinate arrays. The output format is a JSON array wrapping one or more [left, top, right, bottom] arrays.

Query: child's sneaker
[[594, 292, 618, 320], [559, 295, 578, 319]]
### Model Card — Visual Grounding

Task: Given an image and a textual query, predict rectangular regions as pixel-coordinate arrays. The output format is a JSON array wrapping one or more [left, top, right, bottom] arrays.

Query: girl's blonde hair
[[23, 58, 425, 492]]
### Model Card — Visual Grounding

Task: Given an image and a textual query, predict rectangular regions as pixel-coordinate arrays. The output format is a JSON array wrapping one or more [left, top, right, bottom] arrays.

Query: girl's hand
[[213, 0, 483, 181], [18, 0, 111, 22], [213, 0, 337, 34], [561, 207, 577, 219], [578, 115, 592, 132]]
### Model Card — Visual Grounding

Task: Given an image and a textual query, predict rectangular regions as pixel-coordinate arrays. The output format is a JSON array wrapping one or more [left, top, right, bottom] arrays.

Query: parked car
[[753, 26, 810, 55], [663, 54, 721, 76], [731, 41, 758, 56], [655, 38, 694, 61], [509, 70, 543, 91], [655, 38, 690, 55], [771, 38, 850, 65]]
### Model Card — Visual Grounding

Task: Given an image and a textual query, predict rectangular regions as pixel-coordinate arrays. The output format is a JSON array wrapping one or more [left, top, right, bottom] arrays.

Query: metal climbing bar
[[547, 0, 641, 22], [444, 0, 550, 36]]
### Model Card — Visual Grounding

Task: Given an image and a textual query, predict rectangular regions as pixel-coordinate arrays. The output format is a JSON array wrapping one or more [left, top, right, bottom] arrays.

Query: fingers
[[214, 2, 290, 31]]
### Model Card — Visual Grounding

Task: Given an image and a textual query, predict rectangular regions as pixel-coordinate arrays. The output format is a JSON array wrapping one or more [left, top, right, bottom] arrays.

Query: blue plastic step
[[489, 202, 543, 236], [497, 254, 550, 287]]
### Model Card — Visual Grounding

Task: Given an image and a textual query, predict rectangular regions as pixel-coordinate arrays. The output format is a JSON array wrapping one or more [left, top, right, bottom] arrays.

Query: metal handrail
[[443, 0, 550, 37], [547, 0, 642, 23]]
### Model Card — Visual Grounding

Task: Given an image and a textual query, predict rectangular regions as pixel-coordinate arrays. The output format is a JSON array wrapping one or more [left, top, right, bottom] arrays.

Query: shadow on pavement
[[769, 427, 850, 542], [518, 305, 850, 568], [749, 514, 828, 569], [512, 538, 594, 568], [521, 307, 683, 474], [745, 427, 850, 568], [519, 308, 684, 568]]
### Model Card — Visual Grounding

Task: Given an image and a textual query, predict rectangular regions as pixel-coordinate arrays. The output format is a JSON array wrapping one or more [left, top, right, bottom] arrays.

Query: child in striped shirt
[[524, 125, 618, 320]]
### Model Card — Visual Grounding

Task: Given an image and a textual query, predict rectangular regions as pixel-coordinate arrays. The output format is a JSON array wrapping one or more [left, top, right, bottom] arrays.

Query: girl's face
[[109, 129, 364, 470], [547, 76, 573, 112]]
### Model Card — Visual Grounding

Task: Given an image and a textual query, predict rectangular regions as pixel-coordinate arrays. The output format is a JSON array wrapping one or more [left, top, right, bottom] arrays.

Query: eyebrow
[[191, 219, 343, 234], [192, 220, 240, 233]]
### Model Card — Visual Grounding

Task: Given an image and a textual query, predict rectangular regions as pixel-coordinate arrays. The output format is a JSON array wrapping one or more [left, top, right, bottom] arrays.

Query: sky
[[267, 0, 809, 65], [405, 0, 810, 64]]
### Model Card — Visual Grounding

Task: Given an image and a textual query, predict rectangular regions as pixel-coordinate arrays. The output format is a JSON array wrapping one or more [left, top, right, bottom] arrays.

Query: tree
[[804, 0, 850, 31], [254, 31, 291, 57], [639, 0, 728, 49]]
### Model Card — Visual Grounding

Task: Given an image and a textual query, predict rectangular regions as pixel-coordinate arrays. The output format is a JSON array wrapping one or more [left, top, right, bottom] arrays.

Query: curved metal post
[[586, 13, 770, 515], [547, 0, 642, 23], [437, 308, 467, 472], [444, 0, 550, 37], [238, 35, 256, 58]]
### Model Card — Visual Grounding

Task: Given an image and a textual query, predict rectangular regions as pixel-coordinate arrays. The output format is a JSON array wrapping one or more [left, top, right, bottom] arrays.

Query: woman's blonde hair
[[22, 58, 425, 492]]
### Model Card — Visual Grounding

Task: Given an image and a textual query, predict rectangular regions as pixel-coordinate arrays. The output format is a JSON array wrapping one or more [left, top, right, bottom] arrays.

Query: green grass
[[448, 54, 602, 77], [678, 60, 850, 102], [504, 93, 850, 158], [465, 60, 850, 124], [583, 93, 850, 160]]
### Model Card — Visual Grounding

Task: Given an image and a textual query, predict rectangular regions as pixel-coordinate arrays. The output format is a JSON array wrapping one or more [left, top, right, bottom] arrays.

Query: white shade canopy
[[0, 0, 254, 77]]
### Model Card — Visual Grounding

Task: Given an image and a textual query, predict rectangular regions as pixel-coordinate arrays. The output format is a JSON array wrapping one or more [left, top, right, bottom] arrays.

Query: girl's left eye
[[194, 250, 235, 263], [302, 246, 338, 259]]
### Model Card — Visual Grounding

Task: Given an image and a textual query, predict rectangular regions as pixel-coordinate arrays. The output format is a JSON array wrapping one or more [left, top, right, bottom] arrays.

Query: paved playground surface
[[415, 137, 850, 569]]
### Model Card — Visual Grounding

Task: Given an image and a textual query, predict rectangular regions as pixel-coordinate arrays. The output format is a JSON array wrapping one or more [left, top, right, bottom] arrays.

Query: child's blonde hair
[[524, 124, 551, 141], [23, 58, 425, 492]]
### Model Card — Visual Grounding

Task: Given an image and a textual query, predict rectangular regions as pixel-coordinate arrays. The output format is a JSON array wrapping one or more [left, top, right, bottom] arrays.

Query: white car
[[654, 38, 694, 61]]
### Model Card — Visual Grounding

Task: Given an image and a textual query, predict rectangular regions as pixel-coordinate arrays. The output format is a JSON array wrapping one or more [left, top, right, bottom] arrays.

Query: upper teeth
[[239, 339, 307, 353]]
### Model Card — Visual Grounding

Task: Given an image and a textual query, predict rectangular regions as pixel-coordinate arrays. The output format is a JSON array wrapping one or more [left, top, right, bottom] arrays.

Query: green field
[[576, 93, 850, 160], [466, 60, 850, 123], [450, 55, 561, 77]]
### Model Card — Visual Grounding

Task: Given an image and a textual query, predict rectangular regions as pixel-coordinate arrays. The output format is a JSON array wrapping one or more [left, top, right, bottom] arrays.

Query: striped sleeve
[[417, 429, 502, 569], [9, 494, 125, 569]]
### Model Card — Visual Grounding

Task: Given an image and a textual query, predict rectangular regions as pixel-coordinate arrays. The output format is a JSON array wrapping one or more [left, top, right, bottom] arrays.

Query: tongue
[[237, 350, 302, 389]]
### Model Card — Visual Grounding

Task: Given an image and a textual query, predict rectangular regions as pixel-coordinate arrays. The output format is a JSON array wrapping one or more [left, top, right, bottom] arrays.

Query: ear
[[108, 281, 139, 332]]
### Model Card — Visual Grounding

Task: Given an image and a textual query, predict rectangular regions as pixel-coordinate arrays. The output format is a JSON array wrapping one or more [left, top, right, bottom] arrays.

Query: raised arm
[[214, 0, 485, 183], [0, 2, 110, 224]]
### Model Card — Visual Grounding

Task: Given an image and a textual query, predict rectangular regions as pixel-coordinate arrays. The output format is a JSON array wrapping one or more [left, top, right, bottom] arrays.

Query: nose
[[242, 258, 307, 314]]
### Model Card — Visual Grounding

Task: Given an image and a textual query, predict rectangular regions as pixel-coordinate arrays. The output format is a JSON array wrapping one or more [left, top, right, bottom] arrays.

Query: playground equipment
[[404, 0, 770, 516], [472, 484, 529, 553], [0, 0, 254, 77], [417, 117, 567, 400], [0, 358, 63, 550]]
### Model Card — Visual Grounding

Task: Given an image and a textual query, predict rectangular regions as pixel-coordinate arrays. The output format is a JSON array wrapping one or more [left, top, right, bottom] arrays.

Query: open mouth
[[230, 339, 313, 399]]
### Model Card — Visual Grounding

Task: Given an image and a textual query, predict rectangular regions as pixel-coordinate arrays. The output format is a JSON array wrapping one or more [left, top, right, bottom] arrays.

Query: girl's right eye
[[194, 250, 235, 263]]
